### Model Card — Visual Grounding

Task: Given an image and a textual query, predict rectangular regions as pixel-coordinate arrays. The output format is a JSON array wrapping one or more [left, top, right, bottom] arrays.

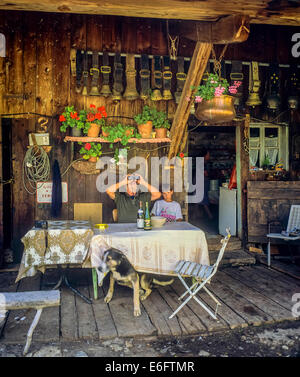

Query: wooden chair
[[74, 203, 103, 225], [266, 205, 300, 267], [169, 229, 231, 321]]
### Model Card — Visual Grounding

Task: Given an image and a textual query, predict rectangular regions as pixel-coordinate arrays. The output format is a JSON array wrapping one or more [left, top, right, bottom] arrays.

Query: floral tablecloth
[[83, 222, 210, 282], [16, 220, 94, 282]]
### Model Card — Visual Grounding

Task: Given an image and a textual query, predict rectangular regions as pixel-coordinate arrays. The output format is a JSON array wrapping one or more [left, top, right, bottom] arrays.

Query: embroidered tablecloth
[[83, 222, 209, 279], [16, 220, 94, 282]]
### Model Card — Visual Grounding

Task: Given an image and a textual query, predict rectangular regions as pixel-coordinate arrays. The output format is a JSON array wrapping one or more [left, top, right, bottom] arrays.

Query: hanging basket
[[195, 95, 236, 124]]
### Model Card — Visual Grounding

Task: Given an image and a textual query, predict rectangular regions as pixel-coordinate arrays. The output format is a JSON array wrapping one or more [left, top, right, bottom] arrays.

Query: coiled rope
[[22, 146, 51, 194]]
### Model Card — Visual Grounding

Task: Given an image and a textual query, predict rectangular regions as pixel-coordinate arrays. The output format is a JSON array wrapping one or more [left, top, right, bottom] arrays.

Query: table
[[84, 222, 210, 295], [16, 220, 94, 303]]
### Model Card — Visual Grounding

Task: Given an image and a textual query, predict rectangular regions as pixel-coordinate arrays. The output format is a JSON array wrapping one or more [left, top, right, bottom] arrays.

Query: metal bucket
[[195, 95, 236, 123]]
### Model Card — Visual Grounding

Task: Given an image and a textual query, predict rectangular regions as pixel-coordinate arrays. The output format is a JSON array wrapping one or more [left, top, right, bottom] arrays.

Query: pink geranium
[[195, 96, 203, 103]]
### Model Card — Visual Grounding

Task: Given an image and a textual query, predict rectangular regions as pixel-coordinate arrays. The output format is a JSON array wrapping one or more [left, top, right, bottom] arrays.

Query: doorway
[[188, 125, 236, 235]]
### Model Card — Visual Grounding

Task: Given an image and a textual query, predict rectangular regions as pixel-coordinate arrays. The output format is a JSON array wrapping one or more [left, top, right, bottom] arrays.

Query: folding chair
[[169, 229, 231, 320], [266, 204, 300, 267]]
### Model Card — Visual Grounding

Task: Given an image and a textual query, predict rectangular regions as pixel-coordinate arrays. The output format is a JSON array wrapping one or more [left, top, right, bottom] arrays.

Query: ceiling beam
[[0, 0, 299, 26]]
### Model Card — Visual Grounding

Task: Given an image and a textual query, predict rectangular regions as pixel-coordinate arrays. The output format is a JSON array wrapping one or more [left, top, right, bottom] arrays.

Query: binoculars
[[128, 174, 140, 181]]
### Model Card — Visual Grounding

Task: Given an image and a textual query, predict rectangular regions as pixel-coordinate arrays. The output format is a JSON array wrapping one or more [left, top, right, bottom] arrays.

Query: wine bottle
[[144, 201, 152, 230], [137, 201, 144, 229]]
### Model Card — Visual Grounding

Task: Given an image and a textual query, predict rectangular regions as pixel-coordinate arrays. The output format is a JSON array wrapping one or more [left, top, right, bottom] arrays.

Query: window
[[249, 123, 289, 170]]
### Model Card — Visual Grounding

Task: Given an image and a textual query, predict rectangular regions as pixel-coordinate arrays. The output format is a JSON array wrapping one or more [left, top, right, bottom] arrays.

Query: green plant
[[102, 123, 138, 146], [152, 110, 170, 129], [59, 106, 87, 132], [78, 142, 102, 160], [188, 73, 242, 103], [133, 105, 153, 125], [83, 104, 108, 134]]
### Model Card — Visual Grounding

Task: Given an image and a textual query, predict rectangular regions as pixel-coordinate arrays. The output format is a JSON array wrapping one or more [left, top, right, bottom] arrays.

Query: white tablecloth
[[84, 222, 209, 277]]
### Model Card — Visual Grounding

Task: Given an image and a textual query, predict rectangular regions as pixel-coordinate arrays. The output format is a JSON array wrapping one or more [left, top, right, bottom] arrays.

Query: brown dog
[[97, 248, 174, 317]]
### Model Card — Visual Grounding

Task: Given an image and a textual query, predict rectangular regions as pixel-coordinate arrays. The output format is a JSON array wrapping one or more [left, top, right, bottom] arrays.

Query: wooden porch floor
[[0, 264, 299, 344]]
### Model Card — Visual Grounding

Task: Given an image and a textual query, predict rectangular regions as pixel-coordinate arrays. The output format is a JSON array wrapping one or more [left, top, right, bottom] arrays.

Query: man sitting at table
[[151, 186, 183, 222], [106, 174, 161, 223]]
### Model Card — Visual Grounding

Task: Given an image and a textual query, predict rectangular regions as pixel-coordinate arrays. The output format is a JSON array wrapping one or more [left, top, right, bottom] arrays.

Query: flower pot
[[71, 126, 82, 137], [137, 121, 153, 138], [87, 123, 101, 137], [125, 128, 134, 137], [155, 128, 167, 138], [102, 129, 110, 137], [195, 95, 236, 124], [88, 156, 97, 162]]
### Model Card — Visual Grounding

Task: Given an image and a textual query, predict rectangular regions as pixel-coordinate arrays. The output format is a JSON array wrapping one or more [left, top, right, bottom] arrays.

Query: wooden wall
[[0, 10, 299, 260], [247, 181, 300, 243]]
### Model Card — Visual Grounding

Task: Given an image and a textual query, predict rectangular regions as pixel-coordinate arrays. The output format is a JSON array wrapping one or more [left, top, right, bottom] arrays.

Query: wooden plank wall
[[0, 10, 299, 259], [247, 181, 300, 243]]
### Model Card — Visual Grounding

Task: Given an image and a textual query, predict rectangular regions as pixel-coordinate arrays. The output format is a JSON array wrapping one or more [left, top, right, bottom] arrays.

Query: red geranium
[[86, 104, 108, 127], [85, 143, 91, 151], [59, 115, 66, 122]]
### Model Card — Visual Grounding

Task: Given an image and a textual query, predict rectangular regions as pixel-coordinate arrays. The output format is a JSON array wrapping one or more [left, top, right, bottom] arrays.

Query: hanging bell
[[288, 95, 299, 110], [162, 89, 173, 101], [99, 84, 112, 97], [89, 85, 100, 96], [246, 62, 262, 107], [151, 88, 163, 101], [266, 93, 281, 111]]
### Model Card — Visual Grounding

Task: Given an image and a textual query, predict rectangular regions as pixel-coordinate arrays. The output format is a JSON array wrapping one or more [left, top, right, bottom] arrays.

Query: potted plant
[[133, 105, 153, 138], [59, 106, 87, 136], [84, 104, 108, 137], [152, 109, 170, 138], [188, 73, 242, 123], [78, 142, 102, 162]]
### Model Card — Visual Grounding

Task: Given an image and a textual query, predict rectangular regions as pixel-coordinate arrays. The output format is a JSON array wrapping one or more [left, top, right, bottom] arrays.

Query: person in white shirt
[[151, 189, 183, 222]]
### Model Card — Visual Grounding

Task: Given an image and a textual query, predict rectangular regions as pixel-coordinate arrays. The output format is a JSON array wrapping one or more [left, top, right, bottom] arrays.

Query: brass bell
[[81, 85, 88, 96], [123, 88, 139, 100], [190, 102, 195, 115], [162, 89, 173, 101], [246, 91, 262, 107], [151, 88, 163, 101], [89, 85, 100, 96], [288, 95, 299, 110], [266, 94, 281, 111], [112, 92, 122, 101], [99, 84, 112, 97]]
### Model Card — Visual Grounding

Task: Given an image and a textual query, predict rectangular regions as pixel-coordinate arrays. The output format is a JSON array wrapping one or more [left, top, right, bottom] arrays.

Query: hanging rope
[[211, 44, 229, 78], [22, 145, 51, 194]]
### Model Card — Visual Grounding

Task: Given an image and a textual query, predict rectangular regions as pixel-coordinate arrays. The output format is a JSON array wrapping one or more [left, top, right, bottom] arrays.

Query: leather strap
[[269, 63, 280, 94], [163, 56, 173, 100], [140, 54, 151, 100], [230, 60, 244, 107], [100, 52, 112, 97], [112, 53, 123, 101], [89, 51, 100, 95], [81, 51, 89, 96], [151, 55, 163, 101], [75, 50, 83, 93], [175, 56, 186, 104], [123, 54, 139, 100], [153, 55, 162, 88]]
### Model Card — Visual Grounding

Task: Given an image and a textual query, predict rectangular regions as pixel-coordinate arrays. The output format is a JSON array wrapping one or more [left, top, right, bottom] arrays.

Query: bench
[[0, 290, 60, 355]]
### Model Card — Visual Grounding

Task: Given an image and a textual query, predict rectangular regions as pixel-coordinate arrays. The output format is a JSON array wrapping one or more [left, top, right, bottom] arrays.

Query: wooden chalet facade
[[0, 1, 300, 265]]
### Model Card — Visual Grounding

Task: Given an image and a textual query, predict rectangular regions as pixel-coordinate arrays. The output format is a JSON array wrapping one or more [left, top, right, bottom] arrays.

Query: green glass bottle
[[144, 202, 152, 230]]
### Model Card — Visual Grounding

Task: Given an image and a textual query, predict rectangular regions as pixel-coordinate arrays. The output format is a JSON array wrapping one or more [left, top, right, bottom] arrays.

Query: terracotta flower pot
[[137, 121, 153, 138], [102, 129, 110, 137], [125, 128, 134, 137], [87, 123, 101, 137], [88, 156, 97, 163], [195, 95, 236, 124], [155, 128, 167, 138]]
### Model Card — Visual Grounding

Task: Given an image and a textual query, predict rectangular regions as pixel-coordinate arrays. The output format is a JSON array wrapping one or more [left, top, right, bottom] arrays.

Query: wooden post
[[168, 42, 212, 159]]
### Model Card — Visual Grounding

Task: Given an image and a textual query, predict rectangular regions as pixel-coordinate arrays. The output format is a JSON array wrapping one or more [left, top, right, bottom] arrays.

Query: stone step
[[209, 249, 256, 267]]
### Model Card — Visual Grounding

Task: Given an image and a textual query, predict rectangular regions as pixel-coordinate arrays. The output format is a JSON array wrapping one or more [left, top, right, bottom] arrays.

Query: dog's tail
[[152, 278, 174, 286]]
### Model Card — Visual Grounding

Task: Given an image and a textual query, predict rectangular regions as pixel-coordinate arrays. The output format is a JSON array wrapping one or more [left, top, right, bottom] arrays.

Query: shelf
[[64, 136, 171, 144]]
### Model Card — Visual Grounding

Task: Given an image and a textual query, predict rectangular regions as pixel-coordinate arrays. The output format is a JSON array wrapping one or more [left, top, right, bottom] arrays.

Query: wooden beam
[[0, 1, 299, 26], [170, 15, 250, 44], [168, 42, 212, 159]]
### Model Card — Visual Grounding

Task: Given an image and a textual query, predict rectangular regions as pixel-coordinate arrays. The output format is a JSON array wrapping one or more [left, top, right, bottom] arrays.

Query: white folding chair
[[266, 204, 300, 267], [169, 230, 231, 320]]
